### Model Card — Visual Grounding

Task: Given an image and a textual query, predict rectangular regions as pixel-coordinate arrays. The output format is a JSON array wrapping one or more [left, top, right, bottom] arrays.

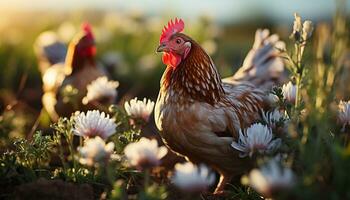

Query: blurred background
[[0, 0, 349, 141]]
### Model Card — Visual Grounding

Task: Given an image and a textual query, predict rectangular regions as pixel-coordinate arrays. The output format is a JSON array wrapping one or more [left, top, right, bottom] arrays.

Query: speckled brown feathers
[[155, 30, 280, 193], [161, 35, 224, 105]]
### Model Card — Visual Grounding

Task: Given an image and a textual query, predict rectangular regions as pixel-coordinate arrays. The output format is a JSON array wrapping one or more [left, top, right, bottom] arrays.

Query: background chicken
[[154, 19, 286, 193], [35, 23, 112, 121], [34, 31, 67, 121]]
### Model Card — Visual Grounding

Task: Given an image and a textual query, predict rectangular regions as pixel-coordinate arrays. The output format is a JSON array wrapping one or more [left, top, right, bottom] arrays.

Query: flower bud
[[290, 13, 302, 41], [302, 21, 314, 41]]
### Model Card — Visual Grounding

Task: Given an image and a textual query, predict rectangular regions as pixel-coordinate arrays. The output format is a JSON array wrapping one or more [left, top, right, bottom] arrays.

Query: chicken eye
[[176, 39, 182, 44]]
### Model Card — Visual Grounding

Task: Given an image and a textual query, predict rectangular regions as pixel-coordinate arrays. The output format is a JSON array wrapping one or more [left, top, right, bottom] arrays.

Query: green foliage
[[10, 132, 54, 169], [0, 110, 28, 147], [110, 180, 128, 200], [0, 151, 37, 186], [278, 2, 350, 199], [0, 132, 54, 198], [108, 104, 143, 154], [139, 185, 168, 200], [226, 185, 262, 200]]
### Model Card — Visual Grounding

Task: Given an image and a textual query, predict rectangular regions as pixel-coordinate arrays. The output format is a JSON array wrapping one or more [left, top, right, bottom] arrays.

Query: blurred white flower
[[78, 136, 115, 167], [82, 76, 119, 105], [248, 158, 295, 197], [124, 137, 168, 170], [302, 21, 314, 41], [172, 162, 215, 193], [231, 123, 281, 157], [282, 82, 297, 104], [262, 109, 289, 129], [73, 110, 116, 140], [338, 100, 350, 130], [124, 98, 155, 122]]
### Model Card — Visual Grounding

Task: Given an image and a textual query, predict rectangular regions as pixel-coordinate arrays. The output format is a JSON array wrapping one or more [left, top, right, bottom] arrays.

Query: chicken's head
[[74, 22, 96, 57], [157, 18, 191, 69], [65, 22, 96, 75]]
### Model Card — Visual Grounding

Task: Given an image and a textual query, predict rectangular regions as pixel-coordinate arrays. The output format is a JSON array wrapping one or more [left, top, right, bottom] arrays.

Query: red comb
[[81, 22, 93, 38], [160, 18, 184, 43]]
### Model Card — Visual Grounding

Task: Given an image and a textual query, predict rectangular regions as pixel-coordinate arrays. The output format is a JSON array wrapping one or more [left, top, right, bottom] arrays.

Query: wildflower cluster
[[230, 12, 313, 198]]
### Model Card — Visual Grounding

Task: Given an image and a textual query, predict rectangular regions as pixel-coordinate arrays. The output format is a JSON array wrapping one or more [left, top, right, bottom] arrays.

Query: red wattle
[[162, 52, 181, 68]]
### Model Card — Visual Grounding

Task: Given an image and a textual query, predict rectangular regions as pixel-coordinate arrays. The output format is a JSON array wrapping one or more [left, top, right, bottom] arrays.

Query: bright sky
[[0, 0, 348, 23]]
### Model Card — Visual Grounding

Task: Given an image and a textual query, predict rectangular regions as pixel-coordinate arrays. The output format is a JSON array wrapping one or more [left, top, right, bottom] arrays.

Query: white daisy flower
[[338, 100, 350, 130], [248, 158, 295, 197], [73, 110, 116, 140], [78, 136, 115, 167], [124, 98, 155, 122], [124, 137, 168, 170], [282, 82, 297, 104], [231, 123, 281, 157], [262, 109, 289, 129], [172, 162, 215, 193], [82, 76, 119, 105]]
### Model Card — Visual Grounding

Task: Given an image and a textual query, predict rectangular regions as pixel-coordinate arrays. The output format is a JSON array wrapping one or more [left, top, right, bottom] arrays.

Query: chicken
[[36, 23, 109, 121], [154, 18, 285, 194], [34, 31, 67, 76], [34, 31, 67, 121]]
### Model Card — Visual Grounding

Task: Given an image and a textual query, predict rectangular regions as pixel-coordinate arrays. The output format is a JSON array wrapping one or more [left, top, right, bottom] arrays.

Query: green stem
[[105, 163, 115, 186], [65, 130, 78, 182], [58, 140, 69, 175], [293, 43, 303, 116], [144, 169, 150, 190], [295, 74, 302, 108]]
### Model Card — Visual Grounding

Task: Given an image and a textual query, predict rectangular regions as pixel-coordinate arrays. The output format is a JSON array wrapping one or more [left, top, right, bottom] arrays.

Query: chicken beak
[[156, 43, 167, 52]]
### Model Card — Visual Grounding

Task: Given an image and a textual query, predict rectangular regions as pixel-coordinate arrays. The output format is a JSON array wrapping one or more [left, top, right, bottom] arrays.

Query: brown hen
[[35, 23, 110, 121], [154, 19, 285, 193]]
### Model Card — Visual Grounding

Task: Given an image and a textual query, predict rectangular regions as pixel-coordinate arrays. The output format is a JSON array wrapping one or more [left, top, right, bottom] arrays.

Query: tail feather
[[34, 31, 67, 75], [224, 29, 286, 90]]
